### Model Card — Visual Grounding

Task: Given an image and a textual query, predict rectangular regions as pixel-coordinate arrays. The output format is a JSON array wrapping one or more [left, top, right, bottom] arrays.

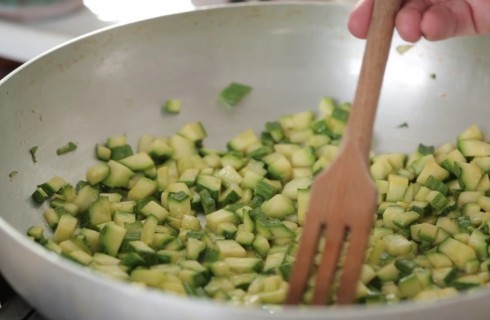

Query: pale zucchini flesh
[[28, 98, 490, 306]]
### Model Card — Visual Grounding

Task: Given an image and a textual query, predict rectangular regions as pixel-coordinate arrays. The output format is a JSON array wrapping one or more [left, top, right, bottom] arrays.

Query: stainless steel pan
[[1, 2, 490, 319]]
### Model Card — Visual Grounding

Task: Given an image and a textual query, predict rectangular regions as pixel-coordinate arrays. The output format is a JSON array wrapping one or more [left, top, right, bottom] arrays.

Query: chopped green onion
[[331, 107, 349, 122], [56, 142, 77, 156], [169, 191, 189, 202], [8, 170, 18, 180], [417, 143, 435, 155], [29, 146, 38, 163]]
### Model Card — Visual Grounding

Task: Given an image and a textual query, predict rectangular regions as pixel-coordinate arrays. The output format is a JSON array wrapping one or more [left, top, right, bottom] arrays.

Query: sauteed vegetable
[[28, 98, 490, 305]]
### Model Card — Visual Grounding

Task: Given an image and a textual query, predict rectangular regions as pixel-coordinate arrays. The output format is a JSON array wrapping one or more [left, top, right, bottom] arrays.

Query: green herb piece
[[169, 191, 189, 202], [396, 44, 414, 55], [163, 99, 182, 114], [29, 146, 38, 163], [425, 175, 449, 196], [331, 107, 350, 122], [219, 82, 252, 107], [56, 142, 77, 156], [430, 73, 437, 79], [311, 118, 331, 135], [397, 122, 409, 128], [418, 143, 435, 155], [8, 170, 18, 180], [110, 145, 133, 160], [186, 231, 204, 240]]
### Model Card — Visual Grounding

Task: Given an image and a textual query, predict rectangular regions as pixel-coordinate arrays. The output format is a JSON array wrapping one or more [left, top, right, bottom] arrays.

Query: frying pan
[[1, 2, 490, 319]]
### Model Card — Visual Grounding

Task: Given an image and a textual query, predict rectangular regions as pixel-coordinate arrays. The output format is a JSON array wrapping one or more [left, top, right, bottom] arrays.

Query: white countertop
[[0, 0, 355, 63], [0, 8, 106, 62], [0, 0, 197, 62]]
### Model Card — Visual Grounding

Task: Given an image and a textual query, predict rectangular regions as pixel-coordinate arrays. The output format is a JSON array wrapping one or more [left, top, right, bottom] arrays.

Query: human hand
[[348, 0, 490, 42]]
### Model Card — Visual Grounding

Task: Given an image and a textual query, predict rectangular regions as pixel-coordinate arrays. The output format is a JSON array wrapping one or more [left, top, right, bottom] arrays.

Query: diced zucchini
[[110, 145, 133, 161], [140, 215, 159, 245], [438, 238, 477, 270], [458, 124, 483, 140], [386, 174, 409, 202], [468, 229, 489, 260], [178, 121, 207, 143], [119, 153, 155, 171], [206, 209, 239, 233], [169, 134, 197, 159], [376, 263, 400, 282], [219, 184, 243, 206], [130, 269, 166, 287], [96, 144, 111, 161], [255, 215, 295, 240], [140, 200, 169, 222], [128, 240, 159, 265], [383, 234, 413, 256], [103, 160, 135, 188], [53, 214, 78, 243], [416, 161, 449, 185], [454, 162, 484, 191], [224, 257, 263, 273], [382, 205, 406, 230], [227, 129, 260, 152], [27, 107, 490, 307], [260, 194, 295, 219], [282, 177, 312, 200], [216, 240, 247, 258], [88, 196, 112, 226], [453, 274, 484, 290], [127, 177, 158, 200], [458, 139, 490, 157], [163, 99, 182, 114], [100, 223, 127, 257], [263, 153, 292, 182], [179, 168, 199, 187], [219, 82, 252, 107], [254, 179, 280, 201], [167, 183, 192, 217], [27, 226, 45, 242], [197, 175, 222, 200], [186, 238, 206, 260], [67, 250, 93, 266], [235, 226, 255, 246]]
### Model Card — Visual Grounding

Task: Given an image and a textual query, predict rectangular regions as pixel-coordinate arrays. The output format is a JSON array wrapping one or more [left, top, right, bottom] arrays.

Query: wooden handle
[[345, 0, 402, 157]]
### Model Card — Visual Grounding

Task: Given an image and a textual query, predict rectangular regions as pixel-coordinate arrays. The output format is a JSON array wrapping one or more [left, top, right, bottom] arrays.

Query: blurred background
[[0, 0, 306, 78], [0, 0, 333, 78]]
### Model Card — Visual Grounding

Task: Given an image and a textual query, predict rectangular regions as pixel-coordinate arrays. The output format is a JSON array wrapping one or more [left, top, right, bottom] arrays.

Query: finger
[[469, 0, 490, 34], [347, 0, 375, 39], [421, 1, 477, 40], [395, 0, 431, 42]]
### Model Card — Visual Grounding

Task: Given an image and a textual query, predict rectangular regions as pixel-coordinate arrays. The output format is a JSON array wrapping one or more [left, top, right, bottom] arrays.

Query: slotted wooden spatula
[[286, 0, 403, 305]]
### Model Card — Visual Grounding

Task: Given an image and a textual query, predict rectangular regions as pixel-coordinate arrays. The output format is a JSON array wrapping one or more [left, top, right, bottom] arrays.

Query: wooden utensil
[[286, 0, 403, 305]]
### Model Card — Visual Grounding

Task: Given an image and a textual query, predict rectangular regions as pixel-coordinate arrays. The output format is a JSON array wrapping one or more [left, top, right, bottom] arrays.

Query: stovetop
[[0, 274, 40, 319]]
